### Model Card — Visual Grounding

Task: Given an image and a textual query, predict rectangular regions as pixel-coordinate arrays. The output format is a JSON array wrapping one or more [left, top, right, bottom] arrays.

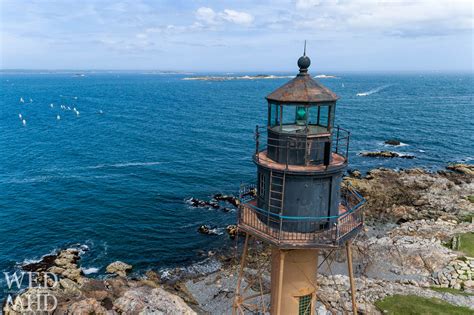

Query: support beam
[[271, 249, 318, 315], [233, 233, 250, 315], [346, 241, 358, 314], [276, 250, 285, 315]]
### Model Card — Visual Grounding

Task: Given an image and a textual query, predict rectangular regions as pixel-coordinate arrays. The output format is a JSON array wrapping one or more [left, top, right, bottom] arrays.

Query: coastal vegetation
[[374, 295, 474, 315], [458, 233, 474, 257], [429, 286, 474, 297]]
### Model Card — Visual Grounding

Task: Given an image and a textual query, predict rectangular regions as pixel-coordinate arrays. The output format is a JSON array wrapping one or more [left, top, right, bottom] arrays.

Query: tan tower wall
[[270, 248, 319, 315]]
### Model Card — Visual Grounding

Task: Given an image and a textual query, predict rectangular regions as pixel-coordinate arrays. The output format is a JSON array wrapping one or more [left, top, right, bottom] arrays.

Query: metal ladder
[[268, 170, 286, 215]]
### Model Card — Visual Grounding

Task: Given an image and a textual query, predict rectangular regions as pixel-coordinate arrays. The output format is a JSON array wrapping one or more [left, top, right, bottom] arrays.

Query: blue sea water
[[0, 71, 472, 288]]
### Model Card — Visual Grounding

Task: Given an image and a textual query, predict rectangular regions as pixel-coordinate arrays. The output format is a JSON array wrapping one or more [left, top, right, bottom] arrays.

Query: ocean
[[0, 71, 472, 288]]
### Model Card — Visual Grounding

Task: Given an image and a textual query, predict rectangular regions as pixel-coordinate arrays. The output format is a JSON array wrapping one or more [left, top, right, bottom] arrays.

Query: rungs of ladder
[[271, 183, 283, 187], [270, 191, 282, 195]]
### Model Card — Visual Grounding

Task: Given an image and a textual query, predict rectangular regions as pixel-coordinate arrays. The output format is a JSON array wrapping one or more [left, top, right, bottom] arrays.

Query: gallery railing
[[237, 183, 365, 248], [254, 125, 350, 168]]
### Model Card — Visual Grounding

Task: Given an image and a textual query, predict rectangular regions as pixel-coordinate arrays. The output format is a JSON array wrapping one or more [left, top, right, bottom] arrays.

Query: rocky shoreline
[[4, 165, 473, 314]]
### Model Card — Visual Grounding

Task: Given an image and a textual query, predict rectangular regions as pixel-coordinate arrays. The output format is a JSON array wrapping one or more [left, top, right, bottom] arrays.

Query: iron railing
[[237, 183, 365, 248], [254, 125, 350, 168]]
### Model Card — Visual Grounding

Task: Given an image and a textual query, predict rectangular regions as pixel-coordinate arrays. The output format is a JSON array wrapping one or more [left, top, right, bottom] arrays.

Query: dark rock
[[213, 194, 240, 207], [348, 169, 362, 178], [384, 139, 401, 146], [22, 254, 58, 272], [101, 297, 114, 310], [197, 225, 219, 235], [226, 225, 245, 239], [360, 151, 415, 159]]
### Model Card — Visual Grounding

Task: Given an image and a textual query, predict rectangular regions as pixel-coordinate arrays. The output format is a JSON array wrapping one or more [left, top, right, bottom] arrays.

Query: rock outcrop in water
[[384, 139, 402, 146], [106, 261, 133, 277], [447, 163, 474, 176], [360, 151, 415, 159]]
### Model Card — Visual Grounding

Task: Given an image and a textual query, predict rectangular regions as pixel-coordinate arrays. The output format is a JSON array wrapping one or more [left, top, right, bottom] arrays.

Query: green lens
[[296, 107, 306, 120]]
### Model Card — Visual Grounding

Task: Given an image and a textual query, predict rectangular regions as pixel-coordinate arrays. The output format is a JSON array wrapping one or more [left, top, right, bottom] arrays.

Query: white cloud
[[219, 9, 254, 25], [196, 7, 217, 25], [295, 0, 321, 10], [293, 0, 473, 37], [195, 7, 254, 26]]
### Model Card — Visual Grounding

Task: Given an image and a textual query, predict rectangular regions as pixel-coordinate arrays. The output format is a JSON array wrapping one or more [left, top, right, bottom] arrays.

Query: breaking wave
[[82, 267, 100, 275], [357, 84, 392, 96]]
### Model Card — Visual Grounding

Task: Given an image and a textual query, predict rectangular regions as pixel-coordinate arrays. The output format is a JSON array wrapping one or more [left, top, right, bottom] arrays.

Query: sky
[[1, 0, 473, 72]]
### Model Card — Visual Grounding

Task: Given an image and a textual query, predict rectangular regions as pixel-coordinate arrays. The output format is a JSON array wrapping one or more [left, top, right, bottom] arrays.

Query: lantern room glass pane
[[318, 105, 329, 127], [330, 104, 336, 129], [269, 104, 280, 127], [307, 105, 331, 134]]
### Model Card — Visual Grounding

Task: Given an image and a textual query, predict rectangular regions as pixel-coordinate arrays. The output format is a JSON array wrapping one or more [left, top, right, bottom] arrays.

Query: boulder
[[446, 164, 474, 175], [226, 225, 238, 238], [348, 169, 362, 178], [145, 270, 161, 282], [67, 298, 108, 314], [62, 267, 83, 283], [106, 261, 132, 277], [113, 286, 196, 314], [48, 266, 66, 276], [59, 278, 82, 297]]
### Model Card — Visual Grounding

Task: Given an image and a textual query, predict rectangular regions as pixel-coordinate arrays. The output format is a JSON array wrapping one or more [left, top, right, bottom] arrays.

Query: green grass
[[443, 232, 474, 256], [459, 214, 473, 223], [467, 195, 474, 203], [458, 232, 474, 257], [430, 286, 474, 297], [374, 295, 473, 315]]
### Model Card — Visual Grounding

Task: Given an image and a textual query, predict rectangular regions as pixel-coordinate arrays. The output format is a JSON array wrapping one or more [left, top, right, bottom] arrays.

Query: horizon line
[[1, 68, 473, 73]]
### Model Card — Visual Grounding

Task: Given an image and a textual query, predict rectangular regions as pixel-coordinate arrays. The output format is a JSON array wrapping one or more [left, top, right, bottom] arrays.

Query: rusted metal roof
[[266, 73, 339, 104]]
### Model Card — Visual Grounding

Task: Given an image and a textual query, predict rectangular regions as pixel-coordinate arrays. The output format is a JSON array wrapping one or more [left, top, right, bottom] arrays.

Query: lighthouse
[[233, 47, 365, 315]]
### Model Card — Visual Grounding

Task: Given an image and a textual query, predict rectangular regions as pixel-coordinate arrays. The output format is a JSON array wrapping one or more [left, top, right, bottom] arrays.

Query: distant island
[[183, 74, 339, 81], [182, 74, 293, 81]]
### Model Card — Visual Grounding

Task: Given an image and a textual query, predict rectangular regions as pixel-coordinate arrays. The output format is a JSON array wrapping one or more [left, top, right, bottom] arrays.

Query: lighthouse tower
[[233, 48, 365, 315]]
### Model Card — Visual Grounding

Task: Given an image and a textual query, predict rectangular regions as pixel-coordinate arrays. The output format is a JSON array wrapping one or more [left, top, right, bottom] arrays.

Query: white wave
[[357, 84, 392, 97], [86, 161, 164, 169], [160, 257, 222, 282], [2, 174, 127, 184], [381, 141, 409, 147], [314, 74, 339, 79], [207, 227, 224, 235], [6, 175, 54, 184], [67, 244, 90, 255], [21, 258, 43, 265], [82, 267, 100, 275], [18, 247, 61, 267], [458, 156, 474, 162]]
